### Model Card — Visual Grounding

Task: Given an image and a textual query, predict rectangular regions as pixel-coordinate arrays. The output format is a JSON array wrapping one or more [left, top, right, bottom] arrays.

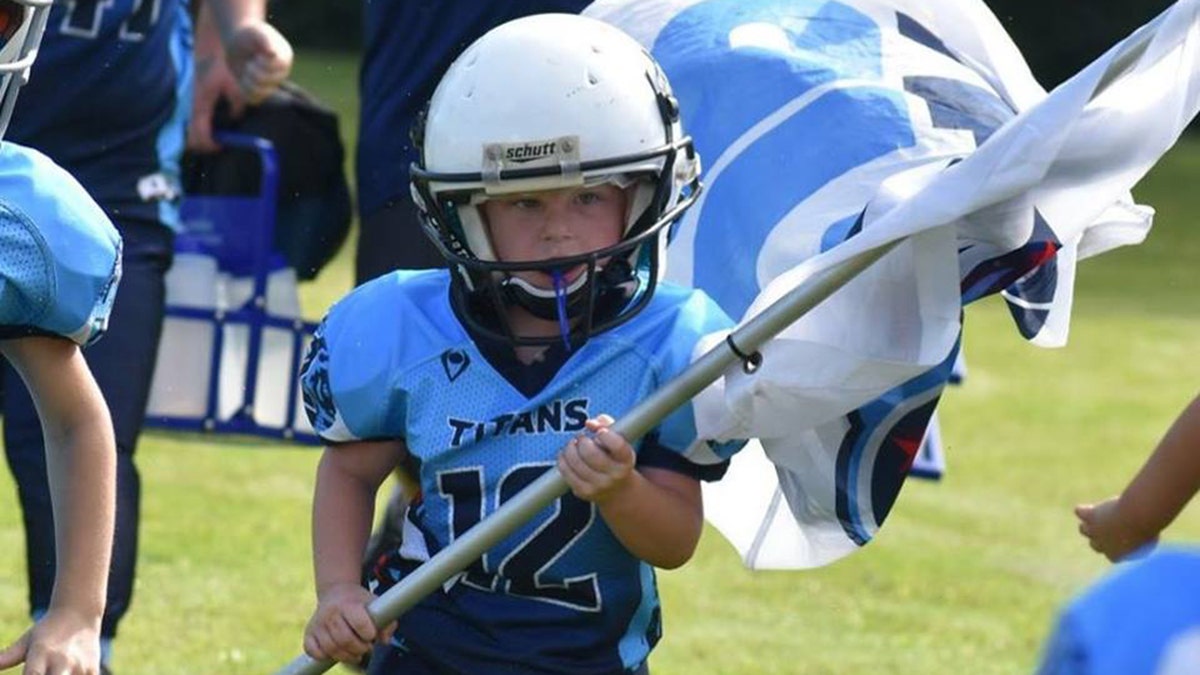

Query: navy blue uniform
[[302, 270, 740, 674], [355, 0, 592, 282], [10, 0, 192, 228], [3, 0, 192, 644]]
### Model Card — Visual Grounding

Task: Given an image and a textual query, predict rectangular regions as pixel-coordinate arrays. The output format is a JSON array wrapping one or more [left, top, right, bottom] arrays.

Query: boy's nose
[[540, 210, 574, 239]]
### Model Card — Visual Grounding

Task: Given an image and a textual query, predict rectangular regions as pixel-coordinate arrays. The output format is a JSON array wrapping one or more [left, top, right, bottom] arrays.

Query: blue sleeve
[[654, 287, 747, 464], [0, 145, 122, 345], [637, 432, 729, 482], [299, 278, 415, 443], [299, 322, 345, 441]]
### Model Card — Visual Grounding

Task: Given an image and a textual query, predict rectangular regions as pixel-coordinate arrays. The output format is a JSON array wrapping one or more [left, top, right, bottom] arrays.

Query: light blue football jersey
[[1038, 547, 1200, 675], [0, 142, 121, 346], [302, 269, 741, 674]]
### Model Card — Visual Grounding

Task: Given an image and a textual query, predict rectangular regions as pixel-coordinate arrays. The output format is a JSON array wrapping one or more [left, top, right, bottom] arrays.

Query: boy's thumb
[[0, 633, 29, 669]]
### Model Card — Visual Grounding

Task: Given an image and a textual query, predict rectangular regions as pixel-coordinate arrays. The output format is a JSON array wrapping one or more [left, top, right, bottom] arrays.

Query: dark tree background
[[986, 0, 1176, 89], [266, 0, 363, 51], [266, 0, 1179, 92]]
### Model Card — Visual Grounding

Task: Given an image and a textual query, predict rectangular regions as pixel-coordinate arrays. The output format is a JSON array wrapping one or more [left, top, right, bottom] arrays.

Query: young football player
[[298, 14, 742, 674]]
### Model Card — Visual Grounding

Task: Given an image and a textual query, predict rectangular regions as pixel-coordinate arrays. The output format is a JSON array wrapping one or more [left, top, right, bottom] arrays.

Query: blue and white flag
[[586, 0, 1198, 568]]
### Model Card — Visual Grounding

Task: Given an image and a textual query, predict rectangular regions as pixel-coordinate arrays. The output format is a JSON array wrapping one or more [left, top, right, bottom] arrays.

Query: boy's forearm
[[1117, 394, 1200, 534], [598, 471, 703, 569], [4, 339, 115, 620], [193, 2, 223, 58], [312, 456, 378, 596], [202, 0, 267, 45], [43, 398, 115, 620]]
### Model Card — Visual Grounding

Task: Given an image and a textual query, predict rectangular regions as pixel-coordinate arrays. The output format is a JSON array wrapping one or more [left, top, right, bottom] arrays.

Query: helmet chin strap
[[501, 268, 590, 319], [500, 268, 585, 351], [551, 270, 572, 351], [490, 256, 637, 347]]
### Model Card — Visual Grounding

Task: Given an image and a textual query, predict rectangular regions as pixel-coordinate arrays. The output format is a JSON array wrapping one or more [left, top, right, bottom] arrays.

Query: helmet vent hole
[[587, 70, 599, 86]]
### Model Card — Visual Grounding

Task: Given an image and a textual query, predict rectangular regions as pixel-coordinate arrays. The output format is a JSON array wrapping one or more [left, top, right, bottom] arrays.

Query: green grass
[[2, 48, 1199, 674]]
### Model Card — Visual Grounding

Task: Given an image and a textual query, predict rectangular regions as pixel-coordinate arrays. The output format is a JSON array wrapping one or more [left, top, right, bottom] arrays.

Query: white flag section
[[587, 0, 1200, 568]]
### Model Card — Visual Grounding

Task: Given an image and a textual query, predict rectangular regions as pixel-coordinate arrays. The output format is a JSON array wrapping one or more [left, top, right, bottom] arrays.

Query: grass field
[[1, 48, 1199, 674]]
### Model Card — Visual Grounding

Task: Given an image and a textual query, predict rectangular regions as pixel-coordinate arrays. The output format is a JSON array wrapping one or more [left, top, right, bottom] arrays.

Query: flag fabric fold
[[585, 0, 1199, 568]]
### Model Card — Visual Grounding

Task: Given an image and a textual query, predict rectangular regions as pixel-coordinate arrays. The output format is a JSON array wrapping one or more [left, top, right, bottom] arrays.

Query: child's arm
[[0, 337, 115, 674], [304, 439, 407, 664], [1076, 393, 1200, 561], [558, 416, 704, 569]]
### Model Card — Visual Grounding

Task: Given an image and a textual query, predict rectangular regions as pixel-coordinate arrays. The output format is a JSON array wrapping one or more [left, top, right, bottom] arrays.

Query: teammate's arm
[[304, 439, 406, 664], [188, 0, 292, 151], [1076, 393, 1200, 561], [558, 416, 704, 569], [0, 336, 115, 674], [204, 0, 292, 102]]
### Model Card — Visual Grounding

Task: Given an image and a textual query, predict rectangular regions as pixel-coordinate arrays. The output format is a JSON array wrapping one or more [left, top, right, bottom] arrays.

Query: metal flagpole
[[273, 236, 905, 675]]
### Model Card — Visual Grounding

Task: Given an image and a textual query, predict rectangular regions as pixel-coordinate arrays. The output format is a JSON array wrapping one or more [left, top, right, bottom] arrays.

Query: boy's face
[[482, 183, 627, 290]]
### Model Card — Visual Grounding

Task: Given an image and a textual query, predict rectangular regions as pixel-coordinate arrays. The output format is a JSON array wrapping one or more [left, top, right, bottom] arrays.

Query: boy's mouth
[[539, 264, 587, 289]]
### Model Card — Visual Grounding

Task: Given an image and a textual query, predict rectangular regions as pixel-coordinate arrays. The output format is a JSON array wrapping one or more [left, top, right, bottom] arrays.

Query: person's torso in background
[[356, 0, 592, 218], [9, 0, 193, 228]]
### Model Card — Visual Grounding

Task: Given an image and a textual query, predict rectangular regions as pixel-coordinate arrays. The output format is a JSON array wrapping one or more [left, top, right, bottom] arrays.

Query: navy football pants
[[3, 220, 173, 638]]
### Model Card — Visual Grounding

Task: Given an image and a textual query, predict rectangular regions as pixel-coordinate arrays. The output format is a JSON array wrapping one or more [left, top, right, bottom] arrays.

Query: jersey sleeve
[[0, 145, 122, 346], [300, 276, 416, 443], [644, 286, 747, 478]]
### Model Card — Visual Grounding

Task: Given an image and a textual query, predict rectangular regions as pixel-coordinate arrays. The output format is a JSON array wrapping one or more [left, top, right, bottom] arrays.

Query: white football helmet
[[411, 13, 701, 347], [0, 0, 50, 141]]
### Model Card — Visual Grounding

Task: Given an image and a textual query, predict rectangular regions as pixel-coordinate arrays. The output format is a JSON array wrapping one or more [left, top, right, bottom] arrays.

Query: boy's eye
[[576, 191, 602, 206], [512, 198, 541, 210]]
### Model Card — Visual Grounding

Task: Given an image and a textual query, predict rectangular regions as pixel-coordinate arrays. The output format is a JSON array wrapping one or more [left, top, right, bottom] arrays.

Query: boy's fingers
[[1074, 504, 1092, 518], [585, 414, 616, 431], [593, 428, 633, 464], [303, 632, 328, 661], [344, 609, 378, 643], [0, 634, 26, 668], [563, 440, 606, 480]]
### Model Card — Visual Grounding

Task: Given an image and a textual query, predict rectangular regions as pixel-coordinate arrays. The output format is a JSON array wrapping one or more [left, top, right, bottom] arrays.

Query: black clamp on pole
[[725, 334, 763, 374]]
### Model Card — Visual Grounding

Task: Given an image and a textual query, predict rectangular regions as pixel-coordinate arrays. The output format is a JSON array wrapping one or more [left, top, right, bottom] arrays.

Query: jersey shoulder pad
[[0, 143, 121, 345], [623, 282, 742, 464], [301, 269, 456, 442]]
